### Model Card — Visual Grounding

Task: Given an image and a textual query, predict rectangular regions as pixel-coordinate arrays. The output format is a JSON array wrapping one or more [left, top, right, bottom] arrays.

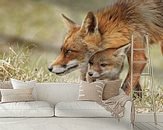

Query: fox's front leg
[[122, 50, 147, 95], [80, 65, 88, 81], [80, 71, 87, 81]]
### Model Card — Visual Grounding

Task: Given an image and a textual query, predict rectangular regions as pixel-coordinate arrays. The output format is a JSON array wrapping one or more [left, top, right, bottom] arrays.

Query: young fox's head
[[87, 44, 130, 80], [48, 12, 102, 75]]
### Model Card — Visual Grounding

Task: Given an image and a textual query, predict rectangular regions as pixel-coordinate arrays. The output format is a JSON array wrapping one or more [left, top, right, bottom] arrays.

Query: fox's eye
[[65, 49, 72, 55], [100, 63, 108, 67]]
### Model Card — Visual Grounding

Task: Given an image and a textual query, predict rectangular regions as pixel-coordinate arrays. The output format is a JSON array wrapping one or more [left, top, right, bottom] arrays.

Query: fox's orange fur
[[49, 0, 163, 95], [95, 0, 163, 49], [86, 45, 130, 82]]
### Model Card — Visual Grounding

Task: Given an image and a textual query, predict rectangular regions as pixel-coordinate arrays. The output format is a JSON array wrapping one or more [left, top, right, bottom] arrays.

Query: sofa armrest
[[122, 101, 132, 122], [117, 101, 134, 129]]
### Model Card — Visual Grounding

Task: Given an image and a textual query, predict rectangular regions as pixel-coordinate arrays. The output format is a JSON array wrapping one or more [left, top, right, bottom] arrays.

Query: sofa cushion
[[0, 101, 54, 117], [55, 101, 112, 117], [11, 78, 37, 100]]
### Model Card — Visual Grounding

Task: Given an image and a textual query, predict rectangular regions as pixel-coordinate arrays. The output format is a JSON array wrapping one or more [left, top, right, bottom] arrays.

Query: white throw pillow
[[11, 78, 37, 100], [1, 88, 34, 103]]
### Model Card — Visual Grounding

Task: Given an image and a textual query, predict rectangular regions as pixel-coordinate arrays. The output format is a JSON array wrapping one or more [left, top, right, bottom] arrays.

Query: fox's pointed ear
[[80, 12, 98, 34], [114, 44, 131, 57], [61, 14, 77, 30]]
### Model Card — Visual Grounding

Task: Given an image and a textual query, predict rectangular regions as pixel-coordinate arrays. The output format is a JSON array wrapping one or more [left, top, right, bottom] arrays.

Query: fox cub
[[86, 44, 130, 82]]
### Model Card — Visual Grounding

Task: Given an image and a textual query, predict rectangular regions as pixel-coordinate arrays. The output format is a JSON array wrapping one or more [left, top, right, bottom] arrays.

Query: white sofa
[[0, 83, 132, 130]]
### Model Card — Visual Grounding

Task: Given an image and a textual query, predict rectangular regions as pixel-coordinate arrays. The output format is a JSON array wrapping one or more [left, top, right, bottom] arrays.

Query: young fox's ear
[[61, 14, 77, 30], [80, 12, 98, 34], [114, 44, 131, 57]]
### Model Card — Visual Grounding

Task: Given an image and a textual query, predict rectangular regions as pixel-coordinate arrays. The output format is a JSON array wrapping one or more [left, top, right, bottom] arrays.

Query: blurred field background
[[0, 0, 112, 82], [0, 0, 162, 112]]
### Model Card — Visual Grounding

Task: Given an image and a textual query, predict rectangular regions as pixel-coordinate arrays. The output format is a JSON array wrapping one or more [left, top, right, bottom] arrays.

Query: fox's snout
[[48, 66, 53, 72], [48, 64, 67, 72], [88, 72, 93, 76], [88, 70, 100, 78], [48, 59, 79, 75]]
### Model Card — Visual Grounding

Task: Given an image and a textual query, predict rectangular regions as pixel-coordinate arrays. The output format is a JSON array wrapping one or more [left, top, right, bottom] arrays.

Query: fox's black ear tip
[[87, 11, 94, 16], [88, 11, 93, 14]]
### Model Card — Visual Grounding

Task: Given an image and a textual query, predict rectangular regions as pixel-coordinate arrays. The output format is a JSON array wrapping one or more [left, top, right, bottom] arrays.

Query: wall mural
[[0, 0, 163, 113]]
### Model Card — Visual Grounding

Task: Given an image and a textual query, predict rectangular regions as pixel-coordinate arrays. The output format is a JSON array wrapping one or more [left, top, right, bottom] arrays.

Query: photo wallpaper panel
[[0, 0, 162, 112]]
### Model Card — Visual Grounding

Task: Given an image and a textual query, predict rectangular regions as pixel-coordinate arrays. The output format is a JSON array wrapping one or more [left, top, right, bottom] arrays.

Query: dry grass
[[134, 78, 163, 113], [0, 46, 80, 83]]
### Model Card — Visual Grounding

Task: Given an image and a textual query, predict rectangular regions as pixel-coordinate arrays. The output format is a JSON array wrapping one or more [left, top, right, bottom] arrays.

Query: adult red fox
[[48, 0, 163, 95]]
